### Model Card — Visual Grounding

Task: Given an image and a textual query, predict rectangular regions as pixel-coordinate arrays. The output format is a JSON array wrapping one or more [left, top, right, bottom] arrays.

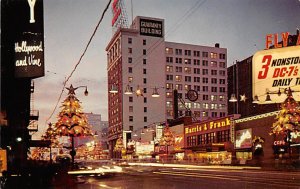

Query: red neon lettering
[[265, 34, 272, 49], [258, 55, 272, 79]]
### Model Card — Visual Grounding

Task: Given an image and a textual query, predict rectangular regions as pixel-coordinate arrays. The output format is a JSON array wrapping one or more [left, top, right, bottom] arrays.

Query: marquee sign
[[140, 18, 163, 38], [253, 45, 300, 103]]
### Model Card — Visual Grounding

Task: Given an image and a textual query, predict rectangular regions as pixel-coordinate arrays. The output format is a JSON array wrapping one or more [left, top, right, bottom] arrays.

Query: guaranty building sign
[[140, 18, 163, 38], [253, 32, 300, 103]]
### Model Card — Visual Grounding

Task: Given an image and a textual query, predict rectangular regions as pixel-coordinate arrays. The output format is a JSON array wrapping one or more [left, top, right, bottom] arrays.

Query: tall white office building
[[106, 16, 227, 157]]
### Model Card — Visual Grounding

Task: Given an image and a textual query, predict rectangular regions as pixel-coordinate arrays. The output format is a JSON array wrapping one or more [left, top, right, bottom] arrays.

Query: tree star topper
[[240, 94, 247, 102]]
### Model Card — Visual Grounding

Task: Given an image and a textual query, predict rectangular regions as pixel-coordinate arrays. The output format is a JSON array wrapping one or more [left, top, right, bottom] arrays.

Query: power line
[[45, 0, 112, 125]]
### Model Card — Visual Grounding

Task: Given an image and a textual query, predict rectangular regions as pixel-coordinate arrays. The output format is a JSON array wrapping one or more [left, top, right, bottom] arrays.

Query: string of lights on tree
[[271, 88, 300, 135]]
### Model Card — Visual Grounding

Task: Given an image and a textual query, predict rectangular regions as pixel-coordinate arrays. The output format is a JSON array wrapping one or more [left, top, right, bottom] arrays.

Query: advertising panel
[[135, 142, 154, 155], [140, 18, 163, 38], [235, 129, 252, 149], [11, 0, 45, 78], [252, 46, 300, 103]]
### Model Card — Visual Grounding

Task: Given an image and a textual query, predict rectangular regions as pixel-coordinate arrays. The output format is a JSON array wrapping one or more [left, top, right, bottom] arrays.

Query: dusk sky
[[34, 0, 300, 138]]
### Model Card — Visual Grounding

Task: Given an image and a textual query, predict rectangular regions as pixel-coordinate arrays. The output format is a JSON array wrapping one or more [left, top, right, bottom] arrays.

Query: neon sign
[[112, 0, 121, 26], [185, 117, 231, 134]]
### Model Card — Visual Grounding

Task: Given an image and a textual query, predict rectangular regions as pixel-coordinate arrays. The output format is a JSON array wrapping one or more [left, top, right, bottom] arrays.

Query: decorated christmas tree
[[271, 89, 300, 134], [55, 85, 93, 137], [54, 84, 93, 164]]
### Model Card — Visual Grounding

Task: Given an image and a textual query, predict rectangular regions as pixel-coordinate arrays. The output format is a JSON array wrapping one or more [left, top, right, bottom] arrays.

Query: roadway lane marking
[[153, 171, 240, 181], [154, 170, 300, 188]]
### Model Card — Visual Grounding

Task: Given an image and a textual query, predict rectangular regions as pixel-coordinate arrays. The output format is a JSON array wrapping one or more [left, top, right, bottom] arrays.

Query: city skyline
[[34, 0, 300, 138]]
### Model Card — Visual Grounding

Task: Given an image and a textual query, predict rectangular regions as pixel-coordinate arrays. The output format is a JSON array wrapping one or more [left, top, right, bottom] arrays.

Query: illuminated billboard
[[11, 0, 45, 78], [252, 46, 300, 103], [235, 129, 252, 149]]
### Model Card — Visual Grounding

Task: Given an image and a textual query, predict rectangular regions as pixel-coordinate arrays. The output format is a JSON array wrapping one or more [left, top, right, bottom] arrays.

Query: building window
[[219, 79, 225, 84], [184, 67, 191, 74], [211, 61, 217, 67], [175, 84, 183, 90], [202, 60, 208, 66], [203, 94, 209, 100], [166, 92, 172, 98], [143, 49, 147, 55], [175, 49, 182, 55], [202, 86, 208, 92], [219, 104, 226, 109], [166, 83, 173, 90], [203, 103, 209, 109], [202, 77, 208, 83], [166, 48, 173, 54], [144, 116, 147, 122], [202, 51, 208, 58], [219, 62, 226, 68], [176, 66, 182, 73], [184, 85, 191, 91], [176, 58, 182, 64], [128, 48, 132, 54], [129, 126, 133, 131], [129, 116, 133, 122], [144, 97, 147, 103], [143, 39, 146, 45], [166, 57, 173, 63], [219, 70, 226, 76], [143, 59, 147, 64], [212, 112, 218, 117], [219, 95, 225, 101], [220, 112, 226, 117], [194, 85, 200, 91], [176, 75, 182, 82], [128, 57, 132, 63], [194, 68, 200, 74], [219, 53, 226, 59], [211, 104, 218, 110], [143, 78, 147, 84], [194, 77, 200, 82], [129, 96, 133, 102], [129, 106, 133, 112], [194, 59, 200, 65], [211, 70, 218, 75], [202, 69, 208, 75], [128, 67, 133, 73], [219, 87, 226, 93], [193, 50, 200, 57], [202, 111, 208, 117], [128, 77, 133, 82], [211, 95, 217, 101], [166, 65, 173, 72], [167, 75, 173, 81], [211, 87, 217, 92], [143, 88, 147, 93], [210, 52, 218, 59], [143, 69, 147, 74], [166, 101, 172, 108], [184, 50, 191, 56], [185, 76, 191, 82], [128, 37, 132, 44], [184, 59, 191, 64], [211, 78, 217, 84]]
